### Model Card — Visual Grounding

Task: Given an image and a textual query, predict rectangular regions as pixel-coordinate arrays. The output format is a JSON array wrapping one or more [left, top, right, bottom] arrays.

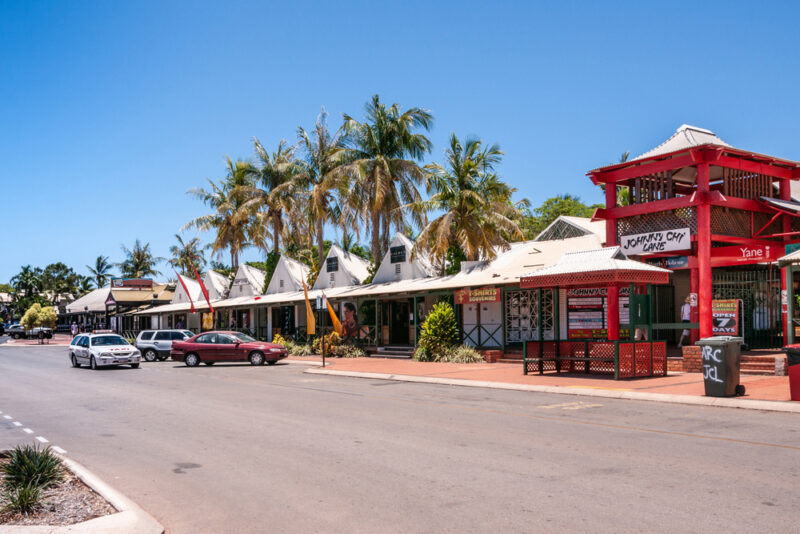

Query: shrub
[[272, 334, 295, 354], [329, 344, 366, 358], [440, 345, 485, 363], [290, 343, 315, 356], [1, 444, 64, 490], [312, 331, 342, 355], [20, 304, 57, 331], [414, 302, 459, 361], [3, 482, 42, 515]]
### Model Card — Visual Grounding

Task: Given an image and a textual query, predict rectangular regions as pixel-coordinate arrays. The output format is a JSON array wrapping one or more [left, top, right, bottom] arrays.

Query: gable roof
[[66, 287, 111, 313], [265, 255, 310, 294], [232, 263, 267, 293], [371, 233, 436, 284], [204, 270, 230, 298], [534, 215, 606, 243], [173, 275, 203, 304], [312, 245, 370, 289]]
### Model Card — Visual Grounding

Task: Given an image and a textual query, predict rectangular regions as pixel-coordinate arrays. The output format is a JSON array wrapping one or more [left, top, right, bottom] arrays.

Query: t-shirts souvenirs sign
[[620, 228, 690, 255], [454, 287, 500, 304]]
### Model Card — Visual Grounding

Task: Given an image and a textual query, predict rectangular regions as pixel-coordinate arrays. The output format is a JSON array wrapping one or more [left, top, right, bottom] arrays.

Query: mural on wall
[[342, 302, 359, 341]]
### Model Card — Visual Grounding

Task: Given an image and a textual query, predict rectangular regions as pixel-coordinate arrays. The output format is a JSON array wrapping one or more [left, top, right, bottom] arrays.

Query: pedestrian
[[70, 322, 78, 338], [678, 295, 692, 348]]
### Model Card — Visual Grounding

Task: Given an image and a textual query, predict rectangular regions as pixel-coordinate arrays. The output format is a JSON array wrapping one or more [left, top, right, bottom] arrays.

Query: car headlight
[[100, 352, 112, 358], [268, 348, 282, 353], [132, 351, 140, 357]]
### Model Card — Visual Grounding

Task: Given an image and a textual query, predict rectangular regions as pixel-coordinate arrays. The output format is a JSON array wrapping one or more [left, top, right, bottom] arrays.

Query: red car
[[171, 331, 288, 367]]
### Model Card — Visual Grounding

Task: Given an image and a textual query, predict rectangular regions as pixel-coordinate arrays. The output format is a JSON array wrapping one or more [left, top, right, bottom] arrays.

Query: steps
[[368, 346, 414, 359], [740, 355, 785, 376], [498, 351, 523, 364]]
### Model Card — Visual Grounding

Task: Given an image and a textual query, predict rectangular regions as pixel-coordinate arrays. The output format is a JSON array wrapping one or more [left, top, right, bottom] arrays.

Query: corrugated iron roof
[[633, 124, 731, 161]]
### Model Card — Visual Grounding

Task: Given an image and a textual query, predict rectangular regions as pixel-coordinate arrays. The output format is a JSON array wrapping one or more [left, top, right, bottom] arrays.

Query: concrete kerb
[[305, 368, 800, 414], [1, 451, 164, 534]]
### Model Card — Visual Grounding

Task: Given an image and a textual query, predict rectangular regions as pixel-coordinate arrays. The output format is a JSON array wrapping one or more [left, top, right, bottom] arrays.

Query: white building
[[312, 245, 370, 290], [371, 233, 435, 284]]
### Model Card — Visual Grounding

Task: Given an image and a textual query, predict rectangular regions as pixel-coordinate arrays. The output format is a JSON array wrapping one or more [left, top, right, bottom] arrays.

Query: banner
[[711, 299, 740, 335], [323, 292, 343, 336], [710, 245, 780, 267], [620, 228, 690, 255], [175, 272, 196, 313], [302, 281, 316, 335], [454, 287, 500, 304]]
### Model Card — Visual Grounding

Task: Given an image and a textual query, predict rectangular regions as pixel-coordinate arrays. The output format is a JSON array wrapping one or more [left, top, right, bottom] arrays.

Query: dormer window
[[390, 246, 406, 263], [327, 257, 338, 272]]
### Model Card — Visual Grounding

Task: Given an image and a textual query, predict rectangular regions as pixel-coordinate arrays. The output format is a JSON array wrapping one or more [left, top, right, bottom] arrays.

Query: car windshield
[[91, 335, 129, 346], [230, 332, 255, 343], [182, 331, 194, 338]]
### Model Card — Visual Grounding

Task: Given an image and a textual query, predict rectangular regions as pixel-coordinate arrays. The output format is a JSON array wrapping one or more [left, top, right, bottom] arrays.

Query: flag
[[175, 272, 196, 313], [302, 280, 316, 335], [192, 262, 214, 313], [323, 292, 343, 335]]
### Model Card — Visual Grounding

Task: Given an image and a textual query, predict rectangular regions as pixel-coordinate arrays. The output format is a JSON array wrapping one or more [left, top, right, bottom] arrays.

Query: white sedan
[[68, 333, 141, 369]]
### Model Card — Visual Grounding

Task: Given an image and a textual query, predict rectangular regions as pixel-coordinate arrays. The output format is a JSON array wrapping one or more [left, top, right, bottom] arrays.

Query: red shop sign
[[710, 244, 780, 267]]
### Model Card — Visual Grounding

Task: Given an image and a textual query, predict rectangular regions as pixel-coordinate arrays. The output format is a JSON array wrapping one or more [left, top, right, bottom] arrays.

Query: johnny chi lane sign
[[620, 228, 690, 255]]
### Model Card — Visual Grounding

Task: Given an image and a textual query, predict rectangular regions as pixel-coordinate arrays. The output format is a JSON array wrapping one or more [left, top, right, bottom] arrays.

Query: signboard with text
[[711, 299, 740, 336], [645, 255, 690, 270], [620, 228, 691, 255], [454, 287, 500, 304], [710, 244, 779, 267], [567, 287, 630, 339], [111, 278, 153, 289]]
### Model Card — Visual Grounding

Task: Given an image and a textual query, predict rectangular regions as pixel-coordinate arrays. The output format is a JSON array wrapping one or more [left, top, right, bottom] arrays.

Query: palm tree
[[184, 157, 258, 269], [290, 109, 348, 268], [10, 265, 42, 297], [339, 95, 433, 261], [118, 239, 163, 278], [77, 276, 94, 296], [250, 138, 301, 255], [168, 234, 206, 276], [412, 134, 523, 268], [86, 255, 113, 287]]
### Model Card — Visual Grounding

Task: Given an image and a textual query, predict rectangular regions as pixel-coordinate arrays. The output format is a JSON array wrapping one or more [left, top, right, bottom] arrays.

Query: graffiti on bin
[[701, 345, 723, 383]]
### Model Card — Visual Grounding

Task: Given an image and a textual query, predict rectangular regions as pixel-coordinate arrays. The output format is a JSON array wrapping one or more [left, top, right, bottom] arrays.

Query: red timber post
[[780, 178, 791, 343], [696, 161, 713, 339], [605, 182, 620, 340], [690, 268, 699, 344]]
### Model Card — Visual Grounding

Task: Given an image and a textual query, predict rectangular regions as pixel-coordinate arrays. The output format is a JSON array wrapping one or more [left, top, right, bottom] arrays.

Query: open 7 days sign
[[620, 228, 690, 255]]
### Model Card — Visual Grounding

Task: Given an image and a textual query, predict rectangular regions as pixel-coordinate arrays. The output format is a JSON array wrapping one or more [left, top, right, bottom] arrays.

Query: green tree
[[168, 234, 206, 276], [292, 109, 348, 269], [20, 303, 56, 330], [521, 194, 603, 238], [185, 157, 259, 269], [412, 134, 523, 269], [338, 231, 370, 260], [86, 256, 113, 287], [40, 262, 82, 304], [414, 301, 460, 361], [117, 239, 163, 278], [339, 95, 432, 261]]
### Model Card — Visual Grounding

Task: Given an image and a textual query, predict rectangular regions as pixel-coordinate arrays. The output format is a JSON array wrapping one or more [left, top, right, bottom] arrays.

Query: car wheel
[[130, 363, 139, 369], [185, 353, 200, 367], [144, 349, 158, 362], [45, 333, 52, 339], [249, 351, 265, 366], [203, 361, 215, 366], [267, 360, 277, 366], [12, 333, 20, 339], [71, 354, 80, 368], [90, 356, 98, 370]]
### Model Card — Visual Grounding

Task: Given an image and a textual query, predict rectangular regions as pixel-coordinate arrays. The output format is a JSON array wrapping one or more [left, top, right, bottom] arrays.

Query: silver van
[[135, 330, 195, 361]]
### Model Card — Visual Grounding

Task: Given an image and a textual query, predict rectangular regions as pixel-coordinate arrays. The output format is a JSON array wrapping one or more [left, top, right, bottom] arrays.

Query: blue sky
[[1, 0, 799, 283]]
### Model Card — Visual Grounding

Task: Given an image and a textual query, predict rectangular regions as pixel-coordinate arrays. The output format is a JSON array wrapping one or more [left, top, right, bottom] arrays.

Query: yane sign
[[711, 245, 779, 267], [620, 228, 690, 255]]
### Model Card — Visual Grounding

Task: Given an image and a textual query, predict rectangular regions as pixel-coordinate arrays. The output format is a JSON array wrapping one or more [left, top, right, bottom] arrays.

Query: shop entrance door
[[390, 301, 410, 345]]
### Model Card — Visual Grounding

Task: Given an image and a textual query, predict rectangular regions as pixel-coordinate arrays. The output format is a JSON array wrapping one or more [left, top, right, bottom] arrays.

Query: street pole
[[321, 294, 327, 368]]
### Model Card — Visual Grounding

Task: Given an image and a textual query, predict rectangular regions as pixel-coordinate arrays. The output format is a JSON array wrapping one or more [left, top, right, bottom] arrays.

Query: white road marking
[[23, 428, 33, 434], [35, 436, 49, 443], [539, 401, 603, 410], [12, 421, 22, 426], [2, 415, 11, 419], [51, 446, 67, 454]]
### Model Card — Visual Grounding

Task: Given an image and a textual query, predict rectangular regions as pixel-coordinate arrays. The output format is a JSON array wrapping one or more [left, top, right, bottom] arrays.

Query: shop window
[[390, 246, 406, 263]]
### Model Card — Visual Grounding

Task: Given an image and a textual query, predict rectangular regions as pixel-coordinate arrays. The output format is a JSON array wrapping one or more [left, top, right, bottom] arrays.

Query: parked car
[[171, 331, 288, 367], [0, 322, 4, 336], [5, 324, 53, 339], [68, 333, 141, 369], [135, 329, 195, 362]]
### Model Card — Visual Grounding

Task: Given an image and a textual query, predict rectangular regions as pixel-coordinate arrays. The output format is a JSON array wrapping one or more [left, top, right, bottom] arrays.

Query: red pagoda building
[[590, 125, 800, 349]]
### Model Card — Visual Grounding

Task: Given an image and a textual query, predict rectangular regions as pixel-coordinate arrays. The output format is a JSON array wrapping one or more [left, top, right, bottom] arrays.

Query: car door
[[215, 334, 238, 361], [193, 333, 217, 361], [153, 331, 172, 356], [78, 336, 90, 363]]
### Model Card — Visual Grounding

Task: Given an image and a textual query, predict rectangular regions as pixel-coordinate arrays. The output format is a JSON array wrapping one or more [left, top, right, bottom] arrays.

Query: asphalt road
[[1, 345, 798, 533]]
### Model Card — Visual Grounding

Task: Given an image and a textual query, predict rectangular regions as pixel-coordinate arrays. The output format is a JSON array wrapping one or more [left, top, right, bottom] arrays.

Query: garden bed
[[0, 450, 115, 526]]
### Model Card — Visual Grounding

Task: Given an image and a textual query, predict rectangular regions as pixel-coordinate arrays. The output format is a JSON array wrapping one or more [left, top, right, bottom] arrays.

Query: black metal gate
[[712, 267, 782, 349], [651, 285, 675, 344]]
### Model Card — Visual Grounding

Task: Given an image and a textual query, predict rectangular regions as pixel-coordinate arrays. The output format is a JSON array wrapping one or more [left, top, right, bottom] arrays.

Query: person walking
[[70, 322, 78, 338], [677, 295, 692, 348]]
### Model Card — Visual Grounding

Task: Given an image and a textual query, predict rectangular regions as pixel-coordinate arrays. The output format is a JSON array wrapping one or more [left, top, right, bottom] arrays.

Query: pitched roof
[[282, 255, 310, 284], [204, 270, 230, 297], [534, 215, 606, 242], [173, 275, 204, 303], [234, 264, 266, 293], [66, 287, 111, 313], [633, 124, 732, 161]]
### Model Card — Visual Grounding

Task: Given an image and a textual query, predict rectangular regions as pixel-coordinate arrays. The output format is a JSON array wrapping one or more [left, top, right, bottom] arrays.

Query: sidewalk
[[3, 333, 73, 346], [289, 356, 796, 409]]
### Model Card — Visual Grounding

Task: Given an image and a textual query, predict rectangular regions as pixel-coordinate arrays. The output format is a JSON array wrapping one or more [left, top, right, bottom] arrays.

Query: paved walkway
[[3, 333, 73, 346], [287, 356, 794, 402]]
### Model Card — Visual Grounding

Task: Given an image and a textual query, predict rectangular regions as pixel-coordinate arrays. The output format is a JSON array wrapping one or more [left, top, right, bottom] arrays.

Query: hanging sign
[[620, 228, 690, 255], [711, 299, 740, 335], [455, 287, 500, 304], [645, 255, 689, 269], [111, 278, 153, 289], [710, 244, 780, 267]]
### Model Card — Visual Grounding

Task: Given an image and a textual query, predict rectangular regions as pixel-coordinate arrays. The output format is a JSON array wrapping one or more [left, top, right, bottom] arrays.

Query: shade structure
[[519, 247, 671, 289]]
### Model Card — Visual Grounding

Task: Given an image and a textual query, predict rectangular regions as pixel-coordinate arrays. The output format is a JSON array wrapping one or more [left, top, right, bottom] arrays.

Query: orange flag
[[323, 292, 343, 335], [302, 280, 316, 335]]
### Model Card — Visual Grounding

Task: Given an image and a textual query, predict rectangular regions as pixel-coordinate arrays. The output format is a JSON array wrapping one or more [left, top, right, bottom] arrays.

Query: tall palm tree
[[168, 234, 206, 276], [86, 255, 113, 287], [184, 157, 258, 269], [250, 138, 301, 255], [10, 265, 42, 297], [77, 276, 94, 296], [412, 134, 523, 268], [289, 109, 348, 268], [118, 239, 163, 278], [339, 95, 433, 261]]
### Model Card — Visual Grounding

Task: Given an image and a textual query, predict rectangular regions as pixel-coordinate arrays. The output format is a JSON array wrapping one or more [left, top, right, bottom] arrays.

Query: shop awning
[[519, 246, 671, 289]]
